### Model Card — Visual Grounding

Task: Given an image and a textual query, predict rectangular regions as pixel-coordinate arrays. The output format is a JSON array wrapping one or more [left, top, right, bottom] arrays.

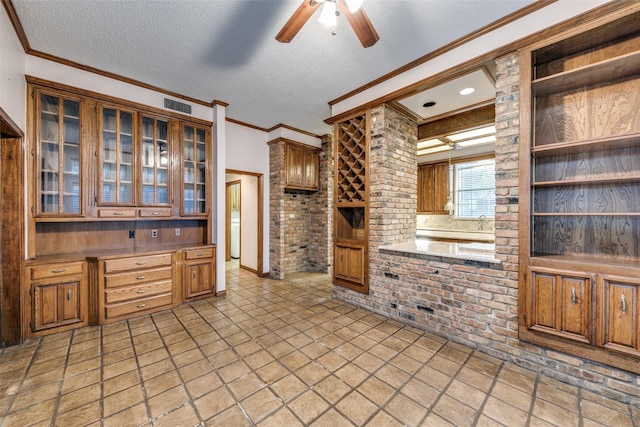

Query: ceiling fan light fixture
[[344, 0, 364, 13], [318, 0, 338, 27]]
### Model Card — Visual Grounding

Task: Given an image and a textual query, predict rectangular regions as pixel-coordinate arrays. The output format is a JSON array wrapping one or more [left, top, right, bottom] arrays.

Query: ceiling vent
[[164, 98, 192, 115]]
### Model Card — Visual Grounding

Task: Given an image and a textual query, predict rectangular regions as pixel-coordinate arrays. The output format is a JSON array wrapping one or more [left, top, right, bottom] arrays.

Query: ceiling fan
[[276, 0, 380, 48]]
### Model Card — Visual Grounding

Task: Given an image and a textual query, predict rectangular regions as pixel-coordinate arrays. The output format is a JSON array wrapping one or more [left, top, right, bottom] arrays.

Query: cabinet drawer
[[31, 262, 84, 280], [104, 254, 172, 273], [105, 267, 172, 288], [138, 208, 172, 218], [98, 208, 137, 218], [105, 293, 172, 319], [105, 280, 172, 304], [184, 247, 214, 260]]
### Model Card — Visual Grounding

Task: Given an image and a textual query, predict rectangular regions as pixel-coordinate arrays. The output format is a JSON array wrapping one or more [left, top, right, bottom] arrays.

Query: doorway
[[225, 170, 263, 276], [1, 108, 24, 348]]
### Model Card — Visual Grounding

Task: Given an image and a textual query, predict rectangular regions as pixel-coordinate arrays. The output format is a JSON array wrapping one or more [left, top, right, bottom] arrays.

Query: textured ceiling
[[12, 0, 535, 135]]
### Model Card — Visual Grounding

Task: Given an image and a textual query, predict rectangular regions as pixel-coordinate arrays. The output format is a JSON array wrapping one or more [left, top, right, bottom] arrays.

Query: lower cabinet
[[182, 246, 216, 301], [334, 244, 365, 285], [89, 252, 175, 324], [26, 260, 88, 335], [523, 263, 640, 373]]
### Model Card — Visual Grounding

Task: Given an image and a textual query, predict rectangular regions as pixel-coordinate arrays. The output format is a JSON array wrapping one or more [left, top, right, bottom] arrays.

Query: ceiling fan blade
[[338, 2, 379, 48], [276, 1, 321, 43]]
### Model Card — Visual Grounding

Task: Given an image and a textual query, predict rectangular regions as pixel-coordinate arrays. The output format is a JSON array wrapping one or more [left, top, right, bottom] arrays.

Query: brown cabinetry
[[90, 252, 174, 324], [417, 162, 448, 214], [26, 260, 87, 334], [182, 246, 216, 301], [334, 112, 369, 293], [519, 11, 640, 372], [285, 142, 319, 191]]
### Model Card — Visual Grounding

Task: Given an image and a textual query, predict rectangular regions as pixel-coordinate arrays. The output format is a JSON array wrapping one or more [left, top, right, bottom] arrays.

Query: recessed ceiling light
[[422, 101, 436, 108], [459, 87, 475, 96]]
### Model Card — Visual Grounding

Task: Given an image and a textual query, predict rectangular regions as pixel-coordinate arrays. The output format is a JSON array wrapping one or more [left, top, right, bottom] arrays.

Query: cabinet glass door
[[141, 116, 170, 206], [38, 93, 82, 215], [100, 107, 134, 204], [182, 125, 208, 215]]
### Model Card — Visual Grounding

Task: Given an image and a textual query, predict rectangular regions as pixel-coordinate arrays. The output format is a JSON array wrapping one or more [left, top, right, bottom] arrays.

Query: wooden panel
[[334, 246, 349, 280], [103, 253, 172, 273], [104, 267, 172, 288], [58, 282, 80, 322], [286, 144, 304, 187], [304, 149, 319, 189], [31, 261, 84, 280], [434, 163, 449, 213], [559, 275, 590, 340], [530, 270, 556, 329], [97, 208, 137, 218], [34, 284, 58, 329], [347, 247, 364, 284], [105, 280, 172, 304], [105, 293, 172, 319], [138, 208, 172, 218], [597, 274, 640, 357], [418, 104, 495, 140]]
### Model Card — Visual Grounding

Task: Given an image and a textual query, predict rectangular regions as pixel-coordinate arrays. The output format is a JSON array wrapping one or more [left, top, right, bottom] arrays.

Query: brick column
[[269, 141, 285, 279]]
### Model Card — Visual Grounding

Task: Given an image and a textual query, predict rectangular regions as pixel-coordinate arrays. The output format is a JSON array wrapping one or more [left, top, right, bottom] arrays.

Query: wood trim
[[0, 107, 24, 138], [418, 152, 494, 167], [418, 105, 495, 141], [239, 264, 258, 275], [225, 117, 269, 133], [328, 0, 557, 107], [215, 289, 226, 297], [266, 123, 323, 140], [226, 169, 262, 177], [26, 77, 213, 127], [1, 0, 30, 52], [225, 180, 240, 263], [325, 1, 637, 126], [266, 137, 320, 152]]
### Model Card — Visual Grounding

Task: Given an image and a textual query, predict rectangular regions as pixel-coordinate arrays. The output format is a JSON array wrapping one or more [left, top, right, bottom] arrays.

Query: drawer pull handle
[[136, 276, 146, 280], [621, 294, 626, 314], [51, 269, 67, 273], [136, 304, 147, 309], [196, 253, 204, 257], [136, 289, 147, 294], [571, 288, 576, 305], [152, 212, 160, 215], [113, 212, 124, 216], [67, 290, 72, 301], [135, 262, 147, 266]]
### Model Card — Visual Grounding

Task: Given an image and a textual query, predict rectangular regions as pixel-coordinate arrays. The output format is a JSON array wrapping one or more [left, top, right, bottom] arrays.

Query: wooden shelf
[[533, 175, 640, 186], [532, 132, 640, 156], [532, 50, 640, 97], [532, 212, 640, 217]]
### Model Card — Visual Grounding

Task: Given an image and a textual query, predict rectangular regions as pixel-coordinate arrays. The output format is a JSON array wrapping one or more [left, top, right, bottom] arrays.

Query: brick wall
[[269, 137, 332, 277], [332, 57, 640, 406]]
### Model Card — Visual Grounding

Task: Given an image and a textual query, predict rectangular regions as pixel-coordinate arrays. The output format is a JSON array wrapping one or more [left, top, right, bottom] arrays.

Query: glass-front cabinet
[[99, 106, 134, 205], [140, 116, 170, 206], [182, 124, 209, 216], [37, 91, 83, 216]]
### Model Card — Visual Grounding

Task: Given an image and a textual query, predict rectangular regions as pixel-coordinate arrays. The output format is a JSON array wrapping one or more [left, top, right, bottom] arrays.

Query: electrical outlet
[[175, 228, 180, 237], [151, 229, 158, 238], [129, 230, 134, 239]]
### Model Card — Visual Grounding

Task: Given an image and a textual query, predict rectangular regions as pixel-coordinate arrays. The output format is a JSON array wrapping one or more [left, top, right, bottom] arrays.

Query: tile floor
[[1, 265, 639, 427]]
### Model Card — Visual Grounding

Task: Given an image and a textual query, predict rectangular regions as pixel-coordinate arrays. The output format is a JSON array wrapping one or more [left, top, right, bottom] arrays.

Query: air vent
[[164, 98, 192, 114]]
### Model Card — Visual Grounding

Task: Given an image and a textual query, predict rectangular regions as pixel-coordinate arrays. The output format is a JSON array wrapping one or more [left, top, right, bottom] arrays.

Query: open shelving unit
[[519, 10, 640, 373]]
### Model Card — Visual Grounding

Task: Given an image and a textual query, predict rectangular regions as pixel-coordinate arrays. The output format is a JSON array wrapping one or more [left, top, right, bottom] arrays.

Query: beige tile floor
[[1, 264, 638, 427]]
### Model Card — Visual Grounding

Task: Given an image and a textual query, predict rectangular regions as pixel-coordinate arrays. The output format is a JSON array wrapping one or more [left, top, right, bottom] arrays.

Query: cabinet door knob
[[51, 269, 66, 274], [621, 294, 626, 314], [571, 288, 576, 305]]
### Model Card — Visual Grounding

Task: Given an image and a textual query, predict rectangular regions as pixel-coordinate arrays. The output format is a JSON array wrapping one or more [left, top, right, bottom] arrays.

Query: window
[[454, 158, 495, 218]]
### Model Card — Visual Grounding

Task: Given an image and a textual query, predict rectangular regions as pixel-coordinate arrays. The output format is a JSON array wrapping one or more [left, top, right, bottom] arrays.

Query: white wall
[[0, 6, 27, 131], [226, 173, 259, 272], [225, 121, 270, 274]]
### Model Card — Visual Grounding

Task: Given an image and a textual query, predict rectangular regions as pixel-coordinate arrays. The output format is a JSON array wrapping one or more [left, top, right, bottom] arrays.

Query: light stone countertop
[[416, 228, 495, 242], [380, 239, 501, 264]]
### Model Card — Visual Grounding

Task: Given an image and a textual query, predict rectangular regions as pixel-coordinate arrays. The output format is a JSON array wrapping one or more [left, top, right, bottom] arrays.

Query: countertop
[[380, 239, 501, 264], [416, 228, 495, 242]]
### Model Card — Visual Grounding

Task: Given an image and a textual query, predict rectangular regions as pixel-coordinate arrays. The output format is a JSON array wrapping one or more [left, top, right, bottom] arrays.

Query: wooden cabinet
[[90, 252, 174, 324], [181, 123, 210, 216], [334, 112, 369, 293], [285, 142, 319, 191], [34, 90, 84, 216], [26, 260, 87, 334], [527, 267, 592, 344], [140, 115, 170, 207], [99, 105, 135, 205], [518, 12, 640, 372], [597, 274, 640, 358], [417, 162, 448, 214], [182, 246, 216, 301]]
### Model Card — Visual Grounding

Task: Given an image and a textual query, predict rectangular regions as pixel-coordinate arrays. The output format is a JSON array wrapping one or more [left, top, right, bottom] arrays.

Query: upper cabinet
[[284, 142, 319, 192], [99, 106, 135, 206], [417, 162, 448, 214], [181, 124, 210, 216], [28, 80, 212, 223], [35, 90, 84, 216]]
